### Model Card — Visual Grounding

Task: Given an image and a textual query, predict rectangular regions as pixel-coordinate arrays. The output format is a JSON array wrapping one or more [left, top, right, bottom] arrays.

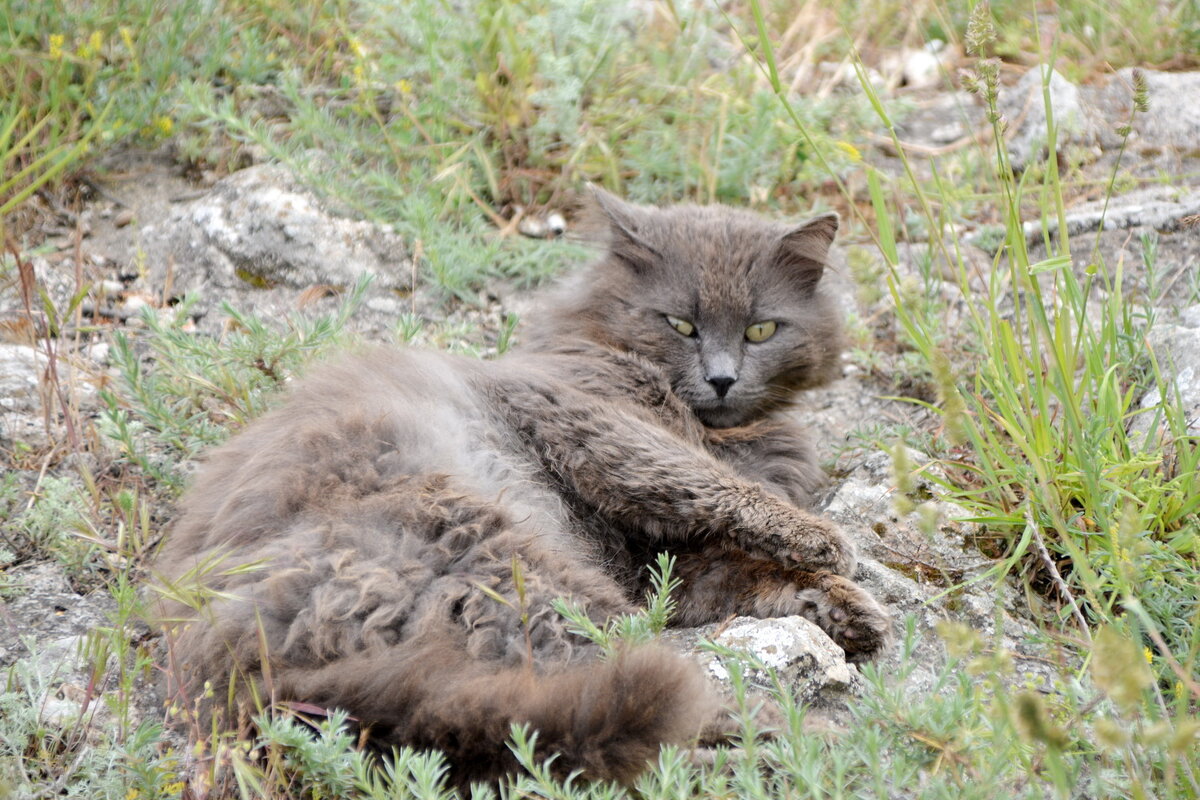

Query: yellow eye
[[666, 315, 696, 337], [745, 321, 777, 342]]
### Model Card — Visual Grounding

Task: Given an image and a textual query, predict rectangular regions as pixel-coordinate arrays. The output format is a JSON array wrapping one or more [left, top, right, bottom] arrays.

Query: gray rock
[[1112, 68, 1200, 153], [140, 164, 411, 301], [707, 616, 863, 708], [0, 563, 116, 667], [1003, 67, 1200, 171], [1022, 186, 1200, 241], [0, 343, 100, 449], [1003, 67, 1098, 172], [1132, 306, 1200, 444], [0, 344, 42, 415]]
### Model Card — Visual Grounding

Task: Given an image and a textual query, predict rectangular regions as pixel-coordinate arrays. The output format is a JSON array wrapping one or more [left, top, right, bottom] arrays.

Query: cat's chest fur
[[310, 344, 705, 576]]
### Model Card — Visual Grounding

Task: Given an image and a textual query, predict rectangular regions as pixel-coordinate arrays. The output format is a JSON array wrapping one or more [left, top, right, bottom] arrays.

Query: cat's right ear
[[586, 184, 661, 270]]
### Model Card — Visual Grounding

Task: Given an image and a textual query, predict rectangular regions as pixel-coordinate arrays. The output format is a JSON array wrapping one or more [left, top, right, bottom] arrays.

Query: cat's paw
[[774, 518, 857, 577], [793, 575, 892, 663]]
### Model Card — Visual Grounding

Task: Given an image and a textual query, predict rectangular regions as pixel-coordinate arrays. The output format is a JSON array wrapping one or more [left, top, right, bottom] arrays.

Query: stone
[[1, 344, 50, 449], [1112, 68, 1200, 153], [1131, 306, 1200, 444], [1022, 186, 1200, 240], [707, 616, 863, 708], [1003, 67, 1200, 172], [0, 344, 42, 414], [139, 164, 412, 301], [0, 563, 116, 667], [1002, 66, 1098, 172]]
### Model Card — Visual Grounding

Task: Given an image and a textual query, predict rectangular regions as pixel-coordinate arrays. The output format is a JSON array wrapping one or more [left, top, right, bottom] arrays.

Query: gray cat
[[153, 189, 891, 785]]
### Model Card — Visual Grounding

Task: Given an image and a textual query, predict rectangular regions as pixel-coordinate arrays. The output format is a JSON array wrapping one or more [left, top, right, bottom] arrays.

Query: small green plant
[[99, 279, 368, 490], [553, 552, 681, 655]]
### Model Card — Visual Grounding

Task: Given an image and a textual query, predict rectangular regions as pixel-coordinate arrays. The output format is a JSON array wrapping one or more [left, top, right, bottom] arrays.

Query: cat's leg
[[703, 418, 826, 508], [490, 383, 856, 576], [666, 546, 892, 663]]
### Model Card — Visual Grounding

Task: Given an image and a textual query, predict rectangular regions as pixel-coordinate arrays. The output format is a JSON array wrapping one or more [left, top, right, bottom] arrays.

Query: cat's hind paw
[[794, 574, 892, 663]]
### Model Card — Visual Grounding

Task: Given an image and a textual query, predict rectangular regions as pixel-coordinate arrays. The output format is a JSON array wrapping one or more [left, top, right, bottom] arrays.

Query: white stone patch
[[706, 616, 860, 706]]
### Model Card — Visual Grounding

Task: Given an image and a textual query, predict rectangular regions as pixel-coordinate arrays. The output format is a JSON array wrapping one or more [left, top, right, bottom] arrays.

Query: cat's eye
[[666, 315, 696, 337], [745, 321, 777, 342]]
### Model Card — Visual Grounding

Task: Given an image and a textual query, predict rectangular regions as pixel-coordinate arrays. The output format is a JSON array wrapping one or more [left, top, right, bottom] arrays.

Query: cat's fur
[[154, 189, 891, 785]]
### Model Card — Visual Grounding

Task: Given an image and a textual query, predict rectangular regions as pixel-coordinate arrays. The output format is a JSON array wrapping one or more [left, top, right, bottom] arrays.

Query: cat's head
[[534, 188, 844, 428]]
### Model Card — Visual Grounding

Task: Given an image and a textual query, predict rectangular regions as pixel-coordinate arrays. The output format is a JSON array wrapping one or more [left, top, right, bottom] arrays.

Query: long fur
[[154, 192, 890, 785]]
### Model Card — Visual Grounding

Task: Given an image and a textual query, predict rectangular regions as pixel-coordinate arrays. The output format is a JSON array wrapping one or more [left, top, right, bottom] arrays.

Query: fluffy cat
[[153, 188, 891, 785]]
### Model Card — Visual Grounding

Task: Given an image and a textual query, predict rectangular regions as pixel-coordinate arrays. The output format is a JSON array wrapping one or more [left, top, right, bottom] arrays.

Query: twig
[[1026, 509, 1092, 644], [8, 238, 81, 451], [863, 128, 990, 157]]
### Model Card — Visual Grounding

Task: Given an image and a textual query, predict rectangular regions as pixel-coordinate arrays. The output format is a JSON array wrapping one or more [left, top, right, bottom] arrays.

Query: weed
[[99, 279, 367, 491]]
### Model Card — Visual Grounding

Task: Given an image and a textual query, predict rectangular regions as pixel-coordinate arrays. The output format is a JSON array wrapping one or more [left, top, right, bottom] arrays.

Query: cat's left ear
[[774, 212, 838, 291]]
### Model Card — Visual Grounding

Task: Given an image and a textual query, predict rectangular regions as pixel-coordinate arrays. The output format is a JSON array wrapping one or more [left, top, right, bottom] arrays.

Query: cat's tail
[[275, 639, 721, 785]]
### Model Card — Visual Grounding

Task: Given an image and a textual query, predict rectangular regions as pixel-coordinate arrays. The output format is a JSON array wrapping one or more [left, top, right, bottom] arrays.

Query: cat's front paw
[[794, 575, 892, 663], [775, 518, 857, 577]]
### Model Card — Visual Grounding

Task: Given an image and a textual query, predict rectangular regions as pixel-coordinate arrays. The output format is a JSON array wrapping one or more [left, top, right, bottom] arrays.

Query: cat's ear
[[774, 212, 838, 291], [587, 184, 661, 270]]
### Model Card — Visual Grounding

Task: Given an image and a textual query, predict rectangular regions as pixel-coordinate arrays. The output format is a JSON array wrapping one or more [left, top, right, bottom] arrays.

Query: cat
[[153, 187, 891, 786]]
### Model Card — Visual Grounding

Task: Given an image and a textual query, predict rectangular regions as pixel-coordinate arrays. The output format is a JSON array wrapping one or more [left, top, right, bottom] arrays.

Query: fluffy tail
[[275, 640, 719, 785]]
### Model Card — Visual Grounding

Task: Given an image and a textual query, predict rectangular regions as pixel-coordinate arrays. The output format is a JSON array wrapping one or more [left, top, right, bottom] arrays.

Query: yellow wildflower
[[154, 115, 173, 136], [396, 78, 414, 95], [48, 33, 65, 60], [76, 30, 103, 59], [120, 27, 140, 74], [834, 140, 862, 162]]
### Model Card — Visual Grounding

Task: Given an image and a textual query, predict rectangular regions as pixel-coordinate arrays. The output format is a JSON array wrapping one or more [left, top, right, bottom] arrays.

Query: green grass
[[743, 1, 1200, 794], [2, 0, 1199, 797]]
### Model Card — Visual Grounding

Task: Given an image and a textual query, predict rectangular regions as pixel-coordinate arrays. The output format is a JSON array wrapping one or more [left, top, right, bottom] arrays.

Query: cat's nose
[[706, 375, 736, 398]]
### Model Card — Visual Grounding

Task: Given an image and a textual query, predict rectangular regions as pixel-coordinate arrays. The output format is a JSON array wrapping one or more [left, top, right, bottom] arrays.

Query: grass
[[2, 0, 1199, 797]]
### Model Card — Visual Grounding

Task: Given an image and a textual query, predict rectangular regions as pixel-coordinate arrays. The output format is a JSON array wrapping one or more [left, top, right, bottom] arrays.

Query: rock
[[1003, 67, 1200, 171], [1, 344, 49, 448], [1021, 186, 1200, 240], [1111, 68, 1200, 153], [0, 344, 42, 414], [1002, 67, 1098, 172], [0, 563, 116, 667], [139, 164, 411, 301], [707, 616, 863, 708], [902, 47, 943, 90], [1131, 306, 1200, 444], [0, 342, 100, 449], [880, 42, 954, 91]]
